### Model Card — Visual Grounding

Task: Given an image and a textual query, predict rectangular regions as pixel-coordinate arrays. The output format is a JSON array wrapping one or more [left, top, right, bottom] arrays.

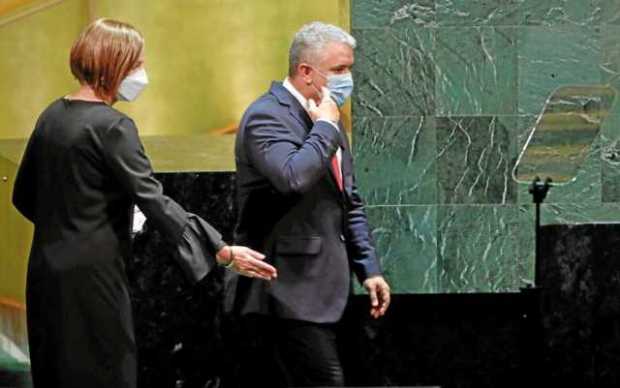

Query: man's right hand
[[308, 86, 340, 123], [216, 245, 277, 280]]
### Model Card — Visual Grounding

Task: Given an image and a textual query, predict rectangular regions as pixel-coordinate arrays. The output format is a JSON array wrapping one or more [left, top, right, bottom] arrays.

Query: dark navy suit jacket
[[233, 82, 381, 323]]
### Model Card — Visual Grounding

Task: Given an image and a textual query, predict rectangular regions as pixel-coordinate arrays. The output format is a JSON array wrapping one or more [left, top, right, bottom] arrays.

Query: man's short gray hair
[[288, 21, 356, 76]]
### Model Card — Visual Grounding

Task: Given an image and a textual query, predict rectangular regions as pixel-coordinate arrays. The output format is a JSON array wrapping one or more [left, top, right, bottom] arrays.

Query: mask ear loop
[[307, 65, 328, 102], [310, 81, 324, 101]]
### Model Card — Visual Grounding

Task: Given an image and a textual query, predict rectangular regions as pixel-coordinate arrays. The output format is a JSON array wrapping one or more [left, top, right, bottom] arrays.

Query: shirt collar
[[283, 77, 310, 112]]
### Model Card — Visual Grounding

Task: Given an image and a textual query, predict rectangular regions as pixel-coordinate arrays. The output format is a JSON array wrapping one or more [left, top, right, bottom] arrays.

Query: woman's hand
[[216, 245, 277, 281]]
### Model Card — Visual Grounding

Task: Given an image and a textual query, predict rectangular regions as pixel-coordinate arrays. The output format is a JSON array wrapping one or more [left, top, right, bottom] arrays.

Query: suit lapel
[[269, 81, 312, 133], [289, 103, 313, 132]]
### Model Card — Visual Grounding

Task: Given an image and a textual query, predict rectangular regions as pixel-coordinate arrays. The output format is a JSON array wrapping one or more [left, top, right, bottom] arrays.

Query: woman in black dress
[[12, 18, 276, 388]]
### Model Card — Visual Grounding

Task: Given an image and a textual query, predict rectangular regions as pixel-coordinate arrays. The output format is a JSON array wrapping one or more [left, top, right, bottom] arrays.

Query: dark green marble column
[[351, 0, 620, 293]]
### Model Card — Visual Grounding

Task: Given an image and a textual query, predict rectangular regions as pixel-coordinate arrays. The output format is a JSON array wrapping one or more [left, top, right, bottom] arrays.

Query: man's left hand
[[363, 275, 391, 319]]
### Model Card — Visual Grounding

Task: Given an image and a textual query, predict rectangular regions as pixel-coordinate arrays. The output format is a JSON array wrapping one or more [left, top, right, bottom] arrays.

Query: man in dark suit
[[233, 21, 391, 387]]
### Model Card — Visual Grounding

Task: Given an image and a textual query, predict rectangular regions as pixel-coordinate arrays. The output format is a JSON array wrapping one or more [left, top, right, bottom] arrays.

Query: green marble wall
[[352, 0, 620, 293]]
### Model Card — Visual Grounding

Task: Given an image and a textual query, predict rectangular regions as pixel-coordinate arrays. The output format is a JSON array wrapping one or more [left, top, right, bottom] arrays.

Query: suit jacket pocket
[[276, 236, 322, 256]]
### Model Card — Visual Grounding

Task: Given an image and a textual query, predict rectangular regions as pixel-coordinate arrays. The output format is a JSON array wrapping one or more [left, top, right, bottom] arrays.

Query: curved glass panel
[[513, 85, 617, 185]]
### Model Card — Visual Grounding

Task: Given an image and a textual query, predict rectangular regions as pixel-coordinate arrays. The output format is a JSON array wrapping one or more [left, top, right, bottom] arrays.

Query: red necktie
[[331, 154, 343, 192]]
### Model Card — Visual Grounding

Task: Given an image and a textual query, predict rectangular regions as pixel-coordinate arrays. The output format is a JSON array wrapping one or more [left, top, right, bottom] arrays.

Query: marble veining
[[436, 116, 515, 204]]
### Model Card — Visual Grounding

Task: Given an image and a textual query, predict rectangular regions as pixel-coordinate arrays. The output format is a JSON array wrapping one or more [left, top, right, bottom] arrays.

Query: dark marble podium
[[537, 223, 620, 387], [127, 173, 620, 388], [127, 172, 236, 388]]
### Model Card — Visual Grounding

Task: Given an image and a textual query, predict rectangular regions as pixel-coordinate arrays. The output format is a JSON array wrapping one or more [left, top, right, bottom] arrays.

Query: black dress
[[12, 98, 224, 388]]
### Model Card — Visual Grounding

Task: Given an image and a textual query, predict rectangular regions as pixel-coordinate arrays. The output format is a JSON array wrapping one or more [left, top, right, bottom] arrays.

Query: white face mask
[[117, 68, 149, 102]]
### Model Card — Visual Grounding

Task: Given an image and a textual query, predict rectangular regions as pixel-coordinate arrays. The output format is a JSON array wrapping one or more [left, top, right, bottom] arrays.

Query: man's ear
[[298, 63, 313, 85]]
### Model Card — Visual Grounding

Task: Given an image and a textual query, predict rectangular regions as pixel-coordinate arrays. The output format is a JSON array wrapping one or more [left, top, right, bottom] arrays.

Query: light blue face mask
[[312, 67, 354, 107], [326, 72, 354, 107]]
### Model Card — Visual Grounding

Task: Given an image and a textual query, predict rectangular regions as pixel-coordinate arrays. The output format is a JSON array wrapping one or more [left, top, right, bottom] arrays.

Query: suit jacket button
[[339, 234, 345, 242]]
